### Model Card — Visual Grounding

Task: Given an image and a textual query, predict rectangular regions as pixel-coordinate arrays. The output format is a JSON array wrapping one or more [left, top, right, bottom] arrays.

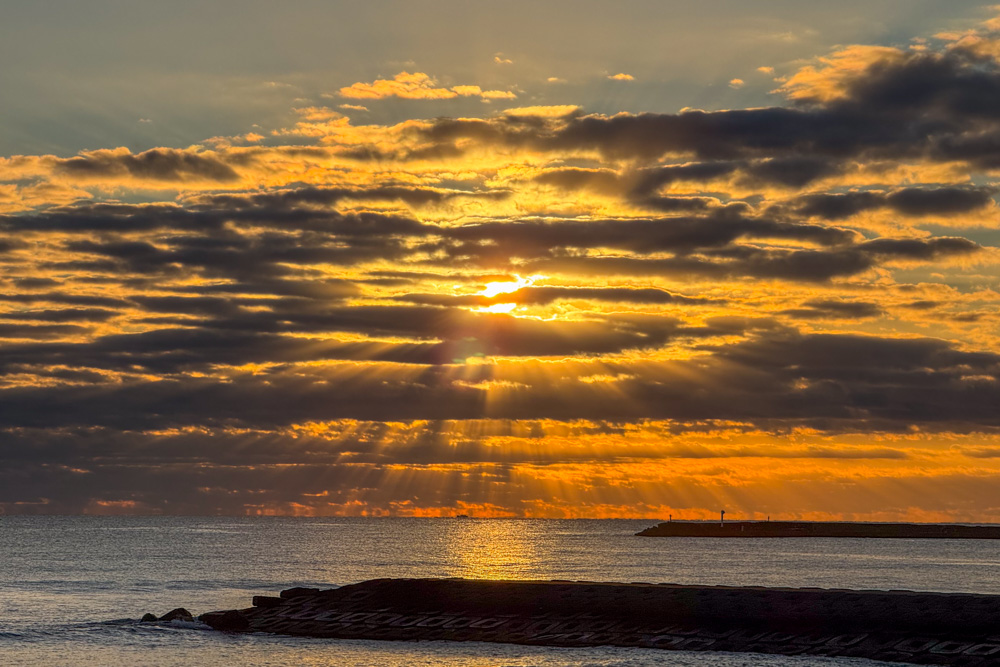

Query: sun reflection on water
[[443, 519, 538, 580]]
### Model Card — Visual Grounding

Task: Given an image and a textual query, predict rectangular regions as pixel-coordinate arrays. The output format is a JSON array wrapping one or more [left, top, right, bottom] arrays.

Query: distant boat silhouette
[[455, 513, 470, 518]]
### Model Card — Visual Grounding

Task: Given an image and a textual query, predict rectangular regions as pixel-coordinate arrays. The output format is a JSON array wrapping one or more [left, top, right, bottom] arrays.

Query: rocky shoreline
[[163, 578, 1000, 665]]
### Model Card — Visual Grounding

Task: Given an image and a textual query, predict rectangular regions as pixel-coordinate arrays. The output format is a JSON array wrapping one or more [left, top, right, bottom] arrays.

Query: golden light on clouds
[[2, 6, 1000, 519], [480, 275, 540, 298], [339, 71, 517, 101]]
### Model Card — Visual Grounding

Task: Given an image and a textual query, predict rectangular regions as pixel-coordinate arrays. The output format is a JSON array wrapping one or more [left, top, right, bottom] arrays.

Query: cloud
[[52, 147, 240, 183], [339, 71, 516, 101], [0, 190, 975, 297], [607, 73, 635, 81], [4, 17, 1000, 517], [793, 186, 996, 220], [504, 105, 581, 118], [442, 212, 862, 260], [525, 239, 977, 283], [777, 45, 906, 103], [395, 285, 720, 308], [780, 300, 884, 319], [0, 330, 996, 432], [394, 43, 1000, 171]]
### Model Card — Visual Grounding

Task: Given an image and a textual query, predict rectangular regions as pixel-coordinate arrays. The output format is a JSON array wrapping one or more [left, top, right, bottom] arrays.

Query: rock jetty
[[198, 578, 1000, 665], [637, 521, 1000, 538]]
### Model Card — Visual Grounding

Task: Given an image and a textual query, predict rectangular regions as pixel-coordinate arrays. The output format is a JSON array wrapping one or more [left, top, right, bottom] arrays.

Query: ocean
[[3, 517, 999, 666]]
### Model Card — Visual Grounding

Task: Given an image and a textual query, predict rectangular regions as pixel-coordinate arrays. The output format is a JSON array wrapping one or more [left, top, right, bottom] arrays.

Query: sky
[[3, 2, 1000, 520]]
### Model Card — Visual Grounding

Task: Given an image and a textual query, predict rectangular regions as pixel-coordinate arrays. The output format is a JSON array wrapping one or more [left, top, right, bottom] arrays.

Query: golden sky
[[2, 3, 1000, 519]]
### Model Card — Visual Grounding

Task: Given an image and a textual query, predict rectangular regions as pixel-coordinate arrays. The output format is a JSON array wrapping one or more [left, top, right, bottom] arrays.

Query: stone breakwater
[[637, 521, 1000, 539], [195, 578, 1000, 665]]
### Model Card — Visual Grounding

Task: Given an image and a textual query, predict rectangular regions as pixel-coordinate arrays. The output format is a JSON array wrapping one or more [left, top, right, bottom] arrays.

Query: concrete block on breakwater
[[197, 578, 1000, 665]]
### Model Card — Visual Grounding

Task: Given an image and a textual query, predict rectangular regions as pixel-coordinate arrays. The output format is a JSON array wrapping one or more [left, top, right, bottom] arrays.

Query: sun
[[480, 303, 518, 314], [475, 275, 544, 315], [480, 275, 541, 298]]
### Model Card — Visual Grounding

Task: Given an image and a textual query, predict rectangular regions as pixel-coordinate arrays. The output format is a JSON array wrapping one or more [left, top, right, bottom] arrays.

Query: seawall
[[637, 521, 1000, 538], [197, 578, 1000, 665]]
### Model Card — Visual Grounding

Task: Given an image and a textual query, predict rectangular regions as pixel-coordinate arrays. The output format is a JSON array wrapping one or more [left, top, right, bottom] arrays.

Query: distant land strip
[[636, 521, 1000, 539], [191, 578, 1000, 665]]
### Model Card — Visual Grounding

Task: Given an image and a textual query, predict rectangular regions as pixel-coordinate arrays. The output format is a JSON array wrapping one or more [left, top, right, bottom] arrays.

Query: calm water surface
[[4, 517, 999, 666]]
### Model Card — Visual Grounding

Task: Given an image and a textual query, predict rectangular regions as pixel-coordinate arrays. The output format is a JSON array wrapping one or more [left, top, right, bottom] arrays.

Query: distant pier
[[196, 578, 1000, 665], [636, 520, 1000, 539]]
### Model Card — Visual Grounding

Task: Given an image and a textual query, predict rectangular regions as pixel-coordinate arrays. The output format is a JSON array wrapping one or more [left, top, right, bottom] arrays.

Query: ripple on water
[[0, 517, 984, 666]]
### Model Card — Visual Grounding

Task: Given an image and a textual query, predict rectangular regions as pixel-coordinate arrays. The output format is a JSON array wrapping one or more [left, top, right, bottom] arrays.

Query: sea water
[[4, 517, 1000, 666]]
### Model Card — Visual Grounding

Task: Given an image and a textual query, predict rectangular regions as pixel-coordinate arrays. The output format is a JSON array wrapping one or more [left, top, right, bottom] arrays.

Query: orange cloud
[[503, 105, 580, 117], [777, 45, 904, 102], [4, 16, 1000, 520], [339, 71, 516, 101]]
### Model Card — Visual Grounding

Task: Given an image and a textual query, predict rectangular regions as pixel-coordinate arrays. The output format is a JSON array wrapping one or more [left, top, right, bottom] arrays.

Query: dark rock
[[280, 587, 320, 599], [140, 612, 158, 622], [199, 609, 250, 632], [159, 607, 194, 622], [252, 595, 283, 608]]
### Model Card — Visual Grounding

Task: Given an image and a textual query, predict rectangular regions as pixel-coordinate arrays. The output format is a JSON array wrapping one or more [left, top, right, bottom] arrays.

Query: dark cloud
[[536, 157, 850, 212], [900, 300, 940, 310], [443, 212, 859, 259], [794, 191, 884, 220], [0, 323, 88, 339], [12, 277, 61, 289], [534, 167, 623, 194], [861, 236, 979, 259], [885, 187, 995, 215], [408, 106, 900, 164], [0, 195, 436, 236], [795, 187, 994, 220], [60, 227, 411, 281], [534, 164, 732, 210], [0, 292, 130, 308], [836, 49, 1000, 120], [0, 301, 742, 380], [525, 235, 977, 282], [5, 32, 1000, 516], [54, 148, 240, 182], [638, 196, 715, 212], [781, 300, 884, 319], [742, 157, 842, 188], [493, 285, 717, 306], [196, 185, 507, 211], [3, 183, 976, 296], [401, 48, 1000, 171], [394, 286, 718, 307], [1, 308, 118, 322], [0, 238, 27, 253], [630, 162, 742, 191], [0, 331, 995, 431]]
